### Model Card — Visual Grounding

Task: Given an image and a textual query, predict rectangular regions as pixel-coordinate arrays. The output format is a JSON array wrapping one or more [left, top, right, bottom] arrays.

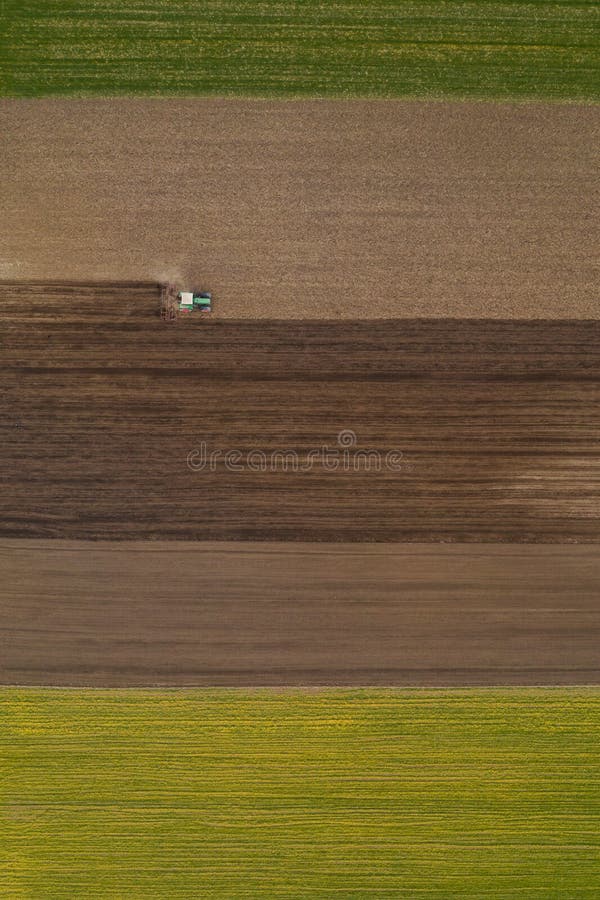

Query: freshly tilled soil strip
[[3, 281, 600, 542]]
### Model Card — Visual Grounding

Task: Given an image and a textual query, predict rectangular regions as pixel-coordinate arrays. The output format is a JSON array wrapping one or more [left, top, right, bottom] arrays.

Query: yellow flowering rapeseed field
[[3, 688, 600, 897]]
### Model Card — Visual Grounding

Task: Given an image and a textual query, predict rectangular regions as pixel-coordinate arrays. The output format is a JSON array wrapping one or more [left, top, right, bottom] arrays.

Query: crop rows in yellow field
[[3, 688, 600, 897]]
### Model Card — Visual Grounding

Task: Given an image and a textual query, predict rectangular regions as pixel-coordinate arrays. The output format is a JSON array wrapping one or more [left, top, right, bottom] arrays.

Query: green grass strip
[[2, 688, 600, 897], [1, 0, 599, 99]]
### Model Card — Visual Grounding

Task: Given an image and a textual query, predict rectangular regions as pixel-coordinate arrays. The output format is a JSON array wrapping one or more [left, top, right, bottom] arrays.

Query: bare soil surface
[[1, 99, 598, 318], [2, 282, 600, 542], [2, 541, 599, 686]]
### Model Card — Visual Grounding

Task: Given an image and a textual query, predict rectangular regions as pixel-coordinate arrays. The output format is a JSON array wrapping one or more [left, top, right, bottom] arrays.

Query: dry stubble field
[[1, 100, 599, 318]]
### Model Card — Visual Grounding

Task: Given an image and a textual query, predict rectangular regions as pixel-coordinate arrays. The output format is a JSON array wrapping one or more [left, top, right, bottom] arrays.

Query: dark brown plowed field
[[2, 281, 600, 542], [2, 541, 600, 686]]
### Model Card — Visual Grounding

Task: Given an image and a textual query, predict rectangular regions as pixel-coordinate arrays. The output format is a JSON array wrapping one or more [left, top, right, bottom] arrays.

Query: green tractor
[[159, 283, 213, 321], [178, 291, 212, 314]]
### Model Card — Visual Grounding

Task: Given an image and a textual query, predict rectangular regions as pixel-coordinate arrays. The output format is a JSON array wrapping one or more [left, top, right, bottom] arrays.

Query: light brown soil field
[[2, 282, 600, 542], [2, 541, 600, 686], [1, 99, 598, 318]]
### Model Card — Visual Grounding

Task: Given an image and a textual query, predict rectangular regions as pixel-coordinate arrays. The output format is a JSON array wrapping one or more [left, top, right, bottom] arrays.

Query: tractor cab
[[178, 291, 212, 313]]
